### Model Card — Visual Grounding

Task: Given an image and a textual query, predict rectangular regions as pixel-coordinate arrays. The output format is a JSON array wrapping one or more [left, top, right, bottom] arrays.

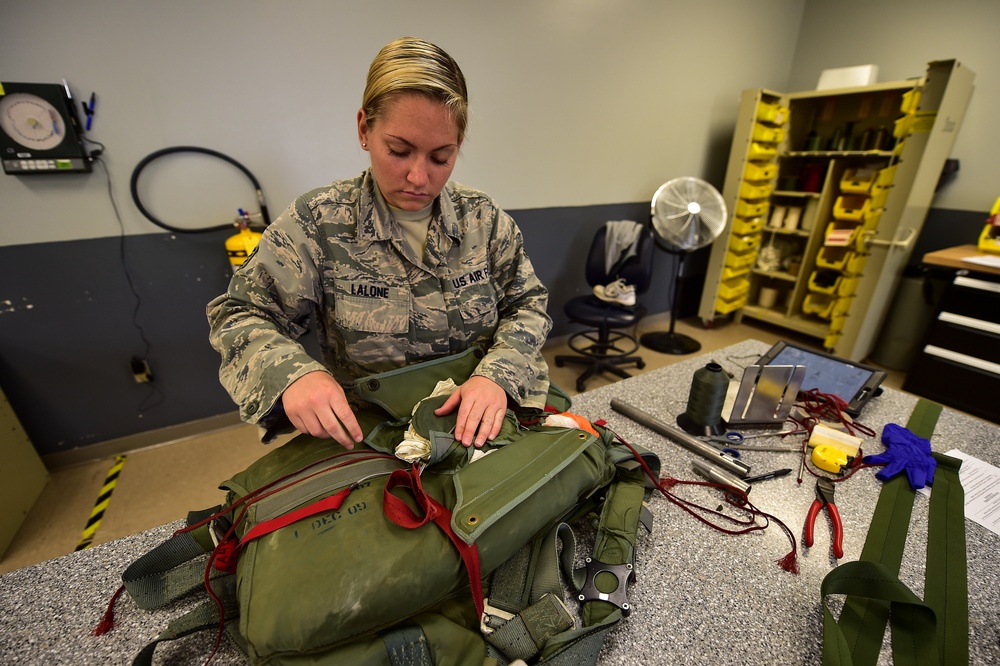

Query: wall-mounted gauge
[[0, 81, 92, 174]]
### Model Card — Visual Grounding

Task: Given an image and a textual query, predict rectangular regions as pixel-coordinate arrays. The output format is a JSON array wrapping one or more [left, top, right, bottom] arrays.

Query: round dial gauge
[[0, 92, 67, 150]]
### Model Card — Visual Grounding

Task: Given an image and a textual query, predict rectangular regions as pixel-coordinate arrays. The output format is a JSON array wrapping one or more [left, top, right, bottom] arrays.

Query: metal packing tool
[[610, 399, 752, 478], [691, 459, 751, 495]]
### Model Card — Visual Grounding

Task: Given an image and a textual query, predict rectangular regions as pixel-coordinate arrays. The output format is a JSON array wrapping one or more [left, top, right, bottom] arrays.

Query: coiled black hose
[[130, 146, 270, 234]]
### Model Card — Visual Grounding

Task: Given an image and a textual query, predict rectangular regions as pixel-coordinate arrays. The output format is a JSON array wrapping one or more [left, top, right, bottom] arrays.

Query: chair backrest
[[584, 223, 656, 294]]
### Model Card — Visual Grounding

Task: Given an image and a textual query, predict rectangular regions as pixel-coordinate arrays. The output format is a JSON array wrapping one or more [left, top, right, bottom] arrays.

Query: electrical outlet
[[130, 357, 153, 384]]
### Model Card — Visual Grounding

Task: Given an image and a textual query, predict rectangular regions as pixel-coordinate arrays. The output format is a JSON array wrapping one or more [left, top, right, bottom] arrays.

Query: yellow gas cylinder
[[226, 226, 262, 268]]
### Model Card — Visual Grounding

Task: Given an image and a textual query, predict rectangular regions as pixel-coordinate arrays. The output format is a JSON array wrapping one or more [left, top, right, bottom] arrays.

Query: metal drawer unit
[[904, 273, 1000, 424]]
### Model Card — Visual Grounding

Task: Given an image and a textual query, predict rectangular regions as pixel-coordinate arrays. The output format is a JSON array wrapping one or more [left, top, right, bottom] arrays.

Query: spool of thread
[[758, 286, 779, 309], [677, 362, 730, 436]]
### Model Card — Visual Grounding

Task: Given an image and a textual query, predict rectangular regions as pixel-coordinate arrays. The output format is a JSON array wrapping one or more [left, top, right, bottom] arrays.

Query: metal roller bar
[[609, 399, 752, 478]]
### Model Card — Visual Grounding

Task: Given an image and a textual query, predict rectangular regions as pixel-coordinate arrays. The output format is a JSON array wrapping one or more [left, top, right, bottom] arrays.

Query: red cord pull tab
[[213, 536, 241, 573], [91, 584, 126, 636]]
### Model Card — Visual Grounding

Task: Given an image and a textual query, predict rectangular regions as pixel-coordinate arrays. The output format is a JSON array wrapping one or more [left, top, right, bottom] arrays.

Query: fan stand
[[639, 247, 702, 355]]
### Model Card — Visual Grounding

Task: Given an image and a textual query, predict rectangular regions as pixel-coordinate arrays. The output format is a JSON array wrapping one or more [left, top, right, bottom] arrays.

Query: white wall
[[0, 0, 806, 246], [790, 0, 998, 213]]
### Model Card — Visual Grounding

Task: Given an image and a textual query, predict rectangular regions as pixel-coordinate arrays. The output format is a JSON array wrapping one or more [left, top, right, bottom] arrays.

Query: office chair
[[554, 223, 655, 392]]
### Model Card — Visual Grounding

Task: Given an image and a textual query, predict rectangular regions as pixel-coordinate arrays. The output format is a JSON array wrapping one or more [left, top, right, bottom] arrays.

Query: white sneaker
[[593, 278, 636, 306]]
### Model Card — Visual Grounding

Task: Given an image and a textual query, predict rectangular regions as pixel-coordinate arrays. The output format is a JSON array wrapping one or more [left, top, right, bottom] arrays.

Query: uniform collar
[[357, 169, 462, 242]]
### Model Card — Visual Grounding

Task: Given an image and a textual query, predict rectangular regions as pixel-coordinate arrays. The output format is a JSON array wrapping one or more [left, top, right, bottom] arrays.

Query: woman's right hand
[[281, 371, 364, 449]]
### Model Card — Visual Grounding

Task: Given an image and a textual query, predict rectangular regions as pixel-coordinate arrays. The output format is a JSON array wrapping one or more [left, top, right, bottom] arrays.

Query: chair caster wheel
[[637, 360, 646, 369], [555, 359, 565, 368], [576, 380, 587, 393]]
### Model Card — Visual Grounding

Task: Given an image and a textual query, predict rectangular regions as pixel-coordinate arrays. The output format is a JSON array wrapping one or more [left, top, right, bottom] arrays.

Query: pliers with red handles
[[804, 477, 844, 558]]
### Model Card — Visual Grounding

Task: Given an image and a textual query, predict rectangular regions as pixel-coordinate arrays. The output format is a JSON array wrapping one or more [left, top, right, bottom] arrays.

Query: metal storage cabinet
[[903, 271, 1000, 425], [698, 60, 975, 362]]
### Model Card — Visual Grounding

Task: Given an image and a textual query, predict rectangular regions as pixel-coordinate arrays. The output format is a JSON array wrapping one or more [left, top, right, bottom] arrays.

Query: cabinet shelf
[[761, 226, 812, 238], [772, 190, 821, 198], [785, 150, 896, 158], [740, 305, 830, 339], [699, 60, 975, 361], [751, 268, 799, 283]]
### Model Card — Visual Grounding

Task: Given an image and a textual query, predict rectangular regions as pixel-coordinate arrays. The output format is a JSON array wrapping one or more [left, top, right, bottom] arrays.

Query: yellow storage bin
[[740, 179, 774, 200], [728, 233, 761, 254], [860, 209, 883, 233], [825, 220, 862, 247], [840, 168, 878, 194], [893, 114, 913, 140], [725, 248, 758, 269], [824, 331, 841, 349], [732, 216, 765, 235], [837, 277, 860, 297], [756, 101, 789, 125], [808, 270, 842, 295], [735, 199, 769, 218], [803, 293, 836, 318], [803, 294, 851, 321], [845, 252, 867, 275], [829, 314, 847, 333], [747, 142, 778, 160], [751, 122, 786, 143], [815, 246, 867, 276], [718, 277, 750, 300], [875, 164, 897, 188], [900, 88, 921, 115], [744, 161, 778, 181], [715, 293, 747, 315], [815, 246, 852, 271], [870, 184, 890, 210], [834, 195, 872, 221], [721, 264, 751, 281]]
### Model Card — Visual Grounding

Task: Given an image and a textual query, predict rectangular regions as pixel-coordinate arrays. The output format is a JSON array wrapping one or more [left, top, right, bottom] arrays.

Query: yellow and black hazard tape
[[75, 455, 127, 551]]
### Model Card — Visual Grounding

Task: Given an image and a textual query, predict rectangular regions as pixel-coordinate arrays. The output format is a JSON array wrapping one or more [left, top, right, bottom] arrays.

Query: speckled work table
[[2, 339, 999, 664]]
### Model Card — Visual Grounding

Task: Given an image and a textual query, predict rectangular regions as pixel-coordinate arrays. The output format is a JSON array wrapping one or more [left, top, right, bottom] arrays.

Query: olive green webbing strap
[[924, 452, 968, 664], [822, 400, 969, 665], [483, 466, 648, 665]]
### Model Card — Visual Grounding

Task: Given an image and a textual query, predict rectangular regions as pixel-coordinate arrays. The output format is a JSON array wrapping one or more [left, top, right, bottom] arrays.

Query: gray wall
[[1, 0, 993, 456], [788, 0, 998, 215]]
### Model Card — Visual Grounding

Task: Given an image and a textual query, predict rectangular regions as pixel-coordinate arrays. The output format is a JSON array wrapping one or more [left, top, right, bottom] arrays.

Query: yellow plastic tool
[[977, 196, 1000, 255]]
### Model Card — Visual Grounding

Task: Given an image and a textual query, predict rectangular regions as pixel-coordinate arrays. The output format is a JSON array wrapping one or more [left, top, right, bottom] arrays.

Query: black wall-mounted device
[[0, 81, 92, 174]]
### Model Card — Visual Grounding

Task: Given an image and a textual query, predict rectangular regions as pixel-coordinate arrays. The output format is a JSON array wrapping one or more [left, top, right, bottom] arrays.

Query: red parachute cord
[[597, 420, 799, 574]]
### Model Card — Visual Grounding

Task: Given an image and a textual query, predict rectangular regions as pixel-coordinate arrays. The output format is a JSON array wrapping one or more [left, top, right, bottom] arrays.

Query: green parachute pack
[[100, 348, 660, 666]]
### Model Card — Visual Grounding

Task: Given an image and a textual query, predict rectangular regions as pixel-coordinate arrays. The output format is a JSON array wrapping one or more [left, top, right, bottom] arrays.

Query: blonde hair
[[361, 37, 469, 142]]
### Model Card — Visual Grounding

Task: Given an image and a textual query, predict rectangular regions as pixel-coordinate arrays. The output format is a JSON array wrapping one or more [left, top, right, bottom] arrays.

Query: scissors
[[699, 429, 803, 455], [701, 431, 745, 445], [698, 431, 744, 457]]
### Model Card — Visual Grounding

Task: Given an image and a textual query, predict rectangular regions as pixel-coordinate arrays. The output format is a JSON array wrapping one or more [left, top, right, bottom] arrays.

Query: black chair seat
[[564, 295, 646, 329], [555, 223, 655, 392]]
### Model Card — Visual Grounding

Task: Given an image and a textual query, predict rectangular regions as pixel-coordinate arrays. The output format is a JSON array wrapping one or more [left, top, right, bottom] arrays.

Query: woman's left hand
[[434, 375, 508, 448]]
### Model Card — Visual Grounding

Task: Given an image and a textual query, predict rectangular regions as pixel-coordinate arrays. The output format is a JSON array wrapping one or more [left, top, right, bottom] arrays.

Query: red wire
[[598, 422, 799, 574]]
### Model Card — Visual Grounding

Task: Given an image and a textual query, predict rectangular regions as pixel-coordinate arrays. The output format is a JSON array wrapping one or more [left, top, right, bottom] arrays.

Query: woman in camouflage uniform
[[207, 37, 552, 451]]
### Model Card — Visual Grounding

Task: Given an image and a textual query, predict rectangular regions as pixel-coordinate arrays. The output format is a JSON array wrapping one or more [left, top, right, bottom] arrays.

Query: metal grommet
[[578, 432, 588, 440], [466, 514, 479, 526], [367, 379, 380, 391], [473, 348, 485, 359]]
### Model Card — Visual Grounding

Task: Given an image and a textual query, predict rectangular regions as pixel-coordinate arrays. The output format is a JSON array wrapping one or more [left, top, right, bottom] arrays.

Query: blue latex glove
[[863, 423, 936, 489]]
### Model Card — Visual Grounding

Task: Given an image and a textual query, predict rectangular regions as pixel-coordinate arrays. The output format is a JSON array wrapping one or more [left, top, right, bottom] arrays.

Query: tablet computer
[[756, 340, 886, 417]]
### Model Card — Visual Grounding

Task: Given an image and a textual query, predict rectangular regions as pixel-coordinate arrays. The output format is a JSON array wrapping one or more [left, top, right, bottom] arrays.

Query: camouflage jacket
[[207, 170, 552, 431]]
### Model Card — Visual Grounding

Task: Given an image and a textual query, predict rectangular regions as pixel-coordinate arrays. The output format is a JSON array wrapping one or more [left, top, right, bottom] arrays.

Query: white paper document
[[961, 254, 1000, 269], [919, 449, 1000, 536]]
